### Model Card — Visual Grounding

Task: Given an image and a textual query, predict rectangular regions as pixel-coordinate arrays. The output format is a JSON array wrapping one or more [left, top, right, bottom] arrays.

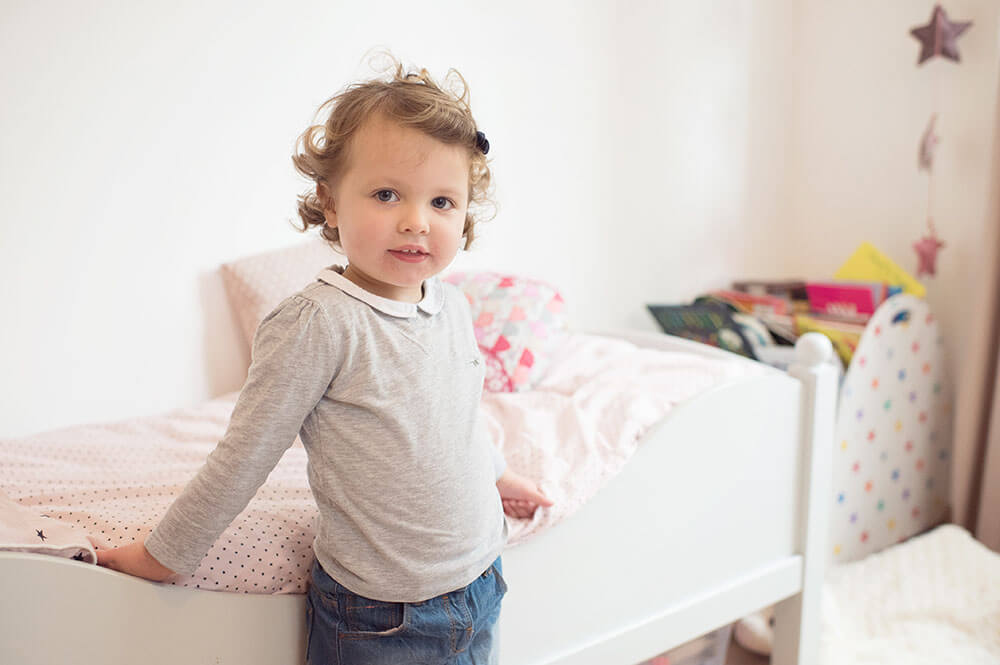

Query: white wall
[[783, 0, 1000, 385], [596, 0, 798, 329], [2, 0, 800, 438]]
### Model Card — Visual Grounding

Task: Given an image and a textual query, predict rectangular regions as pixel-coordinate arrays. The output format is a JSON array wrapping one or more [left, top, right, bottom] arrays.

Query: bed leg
[[772, 592, 810, 665], [773, 333, 837, 665]]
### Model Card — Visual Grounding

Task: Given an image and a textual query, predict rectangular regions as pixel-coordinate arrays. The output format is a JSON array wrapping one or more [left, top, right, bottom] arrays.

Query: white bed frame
[[0, 329, 837, 665]]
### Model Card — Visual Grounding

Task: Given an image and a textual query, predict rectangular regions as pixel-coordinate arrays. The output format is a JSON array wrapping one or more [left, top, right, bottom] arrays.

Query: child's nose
[[397, 206, 430, 235]]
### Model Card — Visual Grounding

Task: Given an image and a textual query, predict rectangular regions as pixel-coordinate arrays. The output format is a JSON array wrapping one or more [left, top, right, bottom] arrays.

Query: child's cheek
[[349, 212, 382, 250]]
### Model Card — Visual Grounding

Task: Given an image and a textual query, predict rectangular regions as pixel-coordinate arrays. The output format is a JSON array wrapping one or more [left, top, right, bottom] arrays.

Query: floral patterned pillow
[[443, 271, 568, 392]]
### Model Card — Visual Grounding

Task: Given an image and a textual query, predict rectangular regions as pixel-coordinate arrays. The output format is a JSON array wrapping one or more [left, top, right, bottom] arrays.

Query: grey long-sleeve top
[[144, 264, 508, 602]]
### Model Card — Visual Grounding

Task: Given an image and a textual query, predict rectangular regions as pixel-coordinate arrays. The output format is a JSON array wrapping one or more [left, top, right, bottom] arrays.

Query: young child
[[96, 55, 553, 664]]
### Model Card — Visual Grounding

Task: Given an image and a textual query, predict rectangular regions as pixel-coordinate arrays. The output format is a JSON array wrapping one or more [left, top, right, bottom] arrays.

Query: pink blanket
[[1, 333, 765, 594]]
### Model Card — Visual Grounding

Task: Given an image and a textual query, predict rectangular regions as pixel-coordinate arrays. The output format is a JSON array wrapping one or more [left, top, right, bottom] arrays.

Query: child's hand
[[95, 540, 176, 582], [496, 468, 554, 519]]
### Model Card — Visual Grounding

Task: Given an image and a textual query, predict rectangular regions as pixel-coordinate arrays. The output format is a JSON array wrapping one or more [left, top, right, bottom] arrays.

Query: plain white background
[[2, 0, 998, 437]]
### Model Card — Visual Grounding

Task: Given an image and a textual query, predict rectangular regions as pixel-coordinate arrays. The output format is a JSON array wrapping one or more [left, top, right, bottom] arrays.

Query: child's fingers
[[520, 484, 554, 507], [95, 547, 118, 570], [94, 542, 174, 581], [503, 499, 541, 519], [96, 547, 132, 574], [95, 547, 109, 565]]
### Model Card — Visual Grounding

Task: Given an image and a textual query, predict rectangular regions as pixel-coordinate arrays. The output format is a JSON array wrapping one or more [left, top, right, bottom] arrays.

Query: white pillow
[[220, 238, 339, 349]]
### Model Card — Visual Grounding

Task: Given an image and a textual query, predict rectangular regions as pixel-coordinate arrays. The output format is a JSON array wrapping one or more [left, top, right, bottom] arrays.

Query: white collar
[[315, 264, 444, 318]]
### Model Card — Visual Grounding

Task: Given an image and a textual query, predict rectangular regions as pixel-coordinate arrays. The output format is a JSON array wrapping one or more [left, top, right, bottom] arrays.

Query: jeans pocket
[[490, 559, 508, 596], [304, 593, 315, 664], [339, 592, 407, 637]]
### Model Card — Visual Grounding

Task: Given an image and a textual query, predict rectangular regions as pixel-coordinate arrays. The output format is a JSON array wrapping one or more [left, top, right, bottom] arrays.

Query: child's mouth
[[388, 249, 429, 263]]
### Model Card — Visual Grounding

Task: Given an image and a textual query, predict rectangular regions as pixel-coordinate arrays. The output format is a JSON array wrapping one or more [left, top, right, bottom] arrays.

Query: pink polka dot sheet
[[1, 332, 766, 595], [3, 396, 317, 594]]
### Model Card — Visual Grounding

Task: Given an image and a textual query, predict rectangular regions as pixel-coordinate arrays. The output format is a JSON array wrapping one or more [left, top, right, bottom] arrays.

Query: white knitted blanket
[[820, 523, 1000, 665]]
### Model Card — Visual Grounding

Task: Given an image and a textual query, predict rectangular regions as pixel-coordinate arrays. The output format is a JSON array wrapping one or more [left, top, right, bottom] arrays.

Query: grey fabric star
[[910, 5, 972, 65]]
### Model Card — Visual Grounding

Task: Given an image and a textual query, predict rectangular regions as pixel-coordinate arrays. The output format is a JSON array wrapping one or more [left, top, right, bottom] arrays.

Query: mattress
[[2, 333, 766, 594]]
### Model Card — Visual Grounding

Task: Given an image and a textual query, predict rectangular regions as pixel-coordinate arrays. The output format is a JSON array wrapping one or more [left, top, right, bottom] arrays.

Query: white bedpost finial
[[795, 332, 834, 368]]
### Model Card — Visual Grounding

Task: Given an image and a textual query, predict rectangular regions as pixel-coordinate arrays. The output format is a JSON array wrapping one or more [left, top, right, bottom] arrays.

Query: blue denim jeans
[[305, 556, 507, 665]]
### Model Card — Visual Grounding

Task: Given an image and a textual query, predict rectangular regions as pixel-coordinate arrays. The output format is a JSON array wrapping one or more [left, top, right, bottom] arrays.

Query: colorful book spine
[[704, 289, 789, 315], [731, 280, 808, 301], [806, 281, 886, 318], [795, 314, 862, 365]]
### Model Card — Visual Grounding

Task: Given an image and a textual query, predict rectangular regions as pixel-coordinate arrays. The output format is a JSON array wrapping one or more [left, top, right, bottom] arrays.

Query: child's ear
[[317, 182, 337, 228]]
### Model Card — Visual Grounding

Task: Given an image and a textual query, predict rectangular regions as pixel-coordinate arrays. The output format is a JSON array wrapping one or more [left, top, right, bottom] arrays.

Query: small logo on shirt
[[471, 356, 480, 367]]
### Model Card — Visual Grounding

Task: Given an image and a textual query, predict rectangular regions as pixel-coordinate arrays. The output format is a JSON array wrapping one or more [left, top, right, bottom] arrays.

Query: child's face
[[322, 116, 470, 303]]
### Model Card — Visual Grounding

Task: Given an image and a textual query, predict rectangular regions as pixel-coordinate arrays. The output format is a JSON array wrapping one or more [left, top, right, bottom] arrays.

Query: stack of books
[[646, 243, 924, 369]]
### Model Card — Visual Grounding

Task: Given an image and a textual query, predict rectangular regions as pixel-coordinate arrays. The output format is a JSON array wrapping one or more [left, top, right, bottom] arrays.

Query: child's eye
[[375, 189, 399, 203], [431, 197, 454, 210]]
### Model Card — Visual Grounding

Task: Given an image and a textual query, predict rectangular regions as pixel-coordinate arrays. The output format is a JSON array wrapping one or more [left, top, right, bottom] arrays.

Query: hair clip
[[475, 130, 490, 155]]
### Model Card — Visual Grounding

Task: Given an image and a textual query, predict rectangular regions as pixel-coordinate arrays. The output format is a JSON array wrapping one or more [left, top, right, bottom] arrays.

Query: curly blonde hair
[[290, 53, 495, 251]]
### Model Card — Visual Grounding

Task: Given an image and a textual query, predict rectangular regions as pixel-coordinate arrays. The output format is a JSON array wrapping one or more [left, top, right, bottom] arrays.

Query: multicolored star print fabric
[[831, 294, 952, 563]]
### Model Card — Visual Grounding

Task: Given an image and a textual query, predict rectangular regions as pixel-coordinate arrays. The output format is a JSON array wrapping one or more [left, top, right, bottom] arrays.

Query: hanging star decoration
[[914, 222, 945, 277], [910, 5, 972, 65], [914, 114, 945, 277], [918, 113, 939, 171]]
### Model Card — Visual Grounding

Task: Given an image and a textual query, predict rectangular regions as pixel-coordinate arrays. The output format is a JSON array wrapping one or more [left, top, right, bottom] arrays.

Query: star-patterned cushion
[[442, 271, 568, 392]]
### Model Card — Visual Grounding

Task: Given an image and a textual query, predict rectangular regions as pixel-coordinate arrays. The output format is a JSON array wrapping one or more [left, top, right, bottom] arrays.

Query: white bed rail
[[499, 329, 837, 665], [585, 328, 837, 665]]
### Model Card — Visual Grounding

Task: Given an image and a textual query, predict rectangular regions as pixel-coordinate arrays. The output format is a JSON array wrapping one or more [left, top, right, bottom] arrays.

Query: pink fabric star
[[913, 233, 945, 277], [910, 5, 972, 65]]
